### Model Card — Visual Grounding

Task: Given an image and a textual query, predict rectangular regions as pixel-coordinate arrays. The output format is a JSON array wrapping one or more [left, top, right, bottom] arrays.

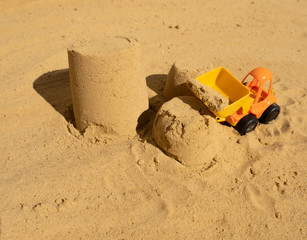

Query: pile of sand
[[153, 64, 231, 167], [153, 96, 226, 167]]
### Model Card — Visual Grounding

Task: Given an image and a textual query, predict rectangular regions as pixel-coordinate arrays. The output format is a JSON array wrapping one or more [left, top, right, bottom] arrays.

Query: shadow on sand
[[33, 69, 74, 122]]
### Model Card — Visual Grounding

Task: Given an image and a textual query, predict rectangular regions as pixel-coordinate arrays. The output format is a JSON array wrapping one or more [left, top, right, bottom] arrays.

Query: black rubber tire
[[259, 103, 280, 124], [235, 114, 258, 135]]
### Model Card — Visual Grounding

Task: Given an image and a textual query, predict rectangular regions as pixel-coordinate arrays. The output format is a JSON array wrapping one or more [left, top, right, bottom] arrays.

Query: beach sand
[[0, 0, 306, 239]]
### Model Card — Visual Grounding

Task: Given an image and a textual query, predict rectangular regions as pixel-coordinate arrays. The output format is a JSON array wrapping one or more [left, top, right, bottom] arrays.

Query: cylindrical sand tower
[[67, 37, 148, 136]]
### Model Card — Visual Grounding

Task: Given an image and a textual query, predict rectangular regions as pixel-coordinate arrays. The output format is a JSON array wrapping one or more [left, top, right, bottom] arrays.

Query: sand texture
[[0, 0, 307, 239], [187, 78, 230, 112], [68, 37, 148, 136]]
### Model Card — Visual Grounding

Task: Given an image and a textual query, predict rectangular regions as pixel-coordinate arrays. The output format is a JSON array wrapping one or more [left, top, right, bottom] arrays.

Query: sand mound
[[187, 78, 230, 112], [153, 96, 226, 167], [163, 61, 212, 100]]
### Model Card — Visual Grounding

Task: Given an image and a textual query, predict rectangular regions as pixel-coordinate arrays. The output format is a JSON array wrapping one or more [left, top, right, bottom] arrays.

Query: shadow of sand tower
[[33, 69, 74, 122]]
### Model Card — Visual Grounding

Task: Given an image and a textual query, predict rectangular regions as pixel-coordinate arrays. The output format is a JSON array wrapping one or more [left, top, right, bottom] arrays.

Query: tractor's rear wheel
[[259, 103, 280, 124], [235, 114, 258, 135]]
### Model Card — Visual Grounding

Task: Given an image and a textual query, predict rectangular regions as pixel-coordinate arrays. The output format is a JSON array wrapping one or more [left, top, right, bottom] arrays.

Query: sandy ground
[[0, 0, 307, 239]]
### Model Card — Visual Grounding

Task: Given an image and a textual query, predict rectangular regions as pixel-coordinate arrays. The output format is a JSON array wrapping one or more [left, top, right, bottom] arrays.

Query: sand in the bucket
[[187, 78, 230, 112], [153, 96, 227, 167], [67, 37, 148, 137]]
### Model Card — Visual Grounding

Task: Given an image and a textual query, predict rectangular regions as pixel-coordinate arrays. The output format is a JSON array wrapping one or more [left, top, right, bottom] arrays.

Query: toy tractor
[[195, 67, 280, 135]]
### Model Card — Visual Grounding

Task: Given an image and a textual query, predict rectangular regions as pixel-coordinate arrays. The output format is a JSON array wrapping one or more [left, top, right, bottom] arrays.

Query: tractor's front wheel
[[259, 103, 280, 124], [235, 114, 258, 135]]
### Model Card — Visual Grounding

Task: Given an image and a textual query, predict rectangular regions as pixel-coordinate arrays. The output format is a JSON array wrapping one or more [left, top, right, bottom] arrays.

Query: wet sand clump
[[153, 96, 225, 167], [187, 78, 229, 112]]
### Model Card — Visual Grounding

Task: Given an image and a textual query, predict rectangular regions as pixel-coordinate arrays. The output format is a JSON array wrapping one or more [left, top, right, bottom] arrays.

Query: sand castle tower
[[67, 37, 148, 137]]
